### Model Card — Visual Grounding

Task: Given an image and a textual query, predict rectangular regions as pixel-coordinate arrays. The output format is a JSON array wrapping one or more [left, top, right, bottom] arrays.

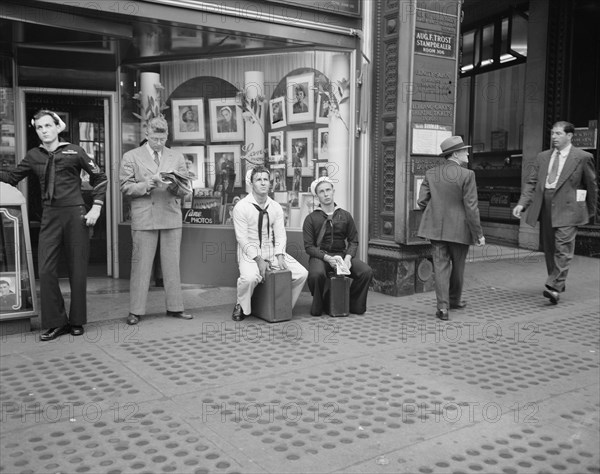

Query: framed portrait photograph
[[286, 73, 314, 124], [172, 98, 206, 142], [269, 96, 287, 129], [270, 163, 286, 192], [286, 129, 313, 177], [288, 190, 299, 208], [0, 272, 20, 311], [209, 98, 244, 142], [171, 146, 205, 189], [222, 203, 236, 225], [316, 93, 331, 124], [299, 192, 317, 225], [279, 203, 290, 228], [317, 127, 329, 161], [207, 145, 242, 193], [268, 131, 284, 161], [316, 162, 330, 179]]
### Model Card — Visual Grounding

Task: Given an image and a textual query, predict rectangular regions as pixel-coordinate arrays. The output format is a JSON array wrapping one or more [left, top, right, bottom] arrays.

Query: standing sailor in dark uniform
[[0, 109, 107, 340]]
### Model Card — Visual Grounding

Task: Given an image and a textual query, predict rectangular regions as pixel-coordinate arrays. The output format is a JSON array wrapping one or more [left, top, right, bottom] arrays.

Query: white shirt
[[545, 144, 571, 189], [232, 193, 287, 261]]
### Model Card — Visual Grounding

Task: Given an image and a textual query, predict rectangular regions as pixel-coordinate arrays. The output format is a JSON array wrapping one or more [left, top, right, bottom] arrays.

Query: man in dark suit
[[120, 116, 193, 325], [417, 136, 485, 321], [512, 121, 597, 304]]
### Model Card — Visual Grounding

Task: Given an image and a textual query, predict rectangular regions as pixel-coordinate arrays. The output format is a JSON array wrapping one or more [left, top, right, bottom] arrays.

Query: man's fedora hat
[[440, 136, 471, 156]]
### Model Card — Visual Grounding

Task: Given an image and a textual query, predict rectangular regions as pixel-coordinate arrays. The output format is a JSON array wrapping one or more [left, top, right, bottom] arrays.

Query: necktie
[[548, 149, 560, 184], [43, 152, 56, 201], [252, 204, 271, 248], [316, 215, 334, 248], [153, 151, 160, 167]]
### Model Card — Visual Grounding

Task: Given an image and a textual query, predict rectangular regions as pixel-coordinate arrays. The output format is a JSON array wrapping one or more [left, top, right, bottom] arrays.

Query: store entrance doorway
[[22, 91, 113, 278]]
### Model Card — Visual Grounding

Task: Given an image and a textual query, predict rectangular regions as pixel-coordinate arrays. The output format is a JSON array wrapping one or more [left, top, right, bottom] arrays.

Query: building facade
[[0, 0, 598, 311]]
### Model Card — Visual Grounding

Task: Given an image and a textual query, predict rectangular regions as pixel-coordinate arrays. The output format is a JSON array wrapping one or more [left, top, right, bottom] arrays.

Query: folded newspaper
[[332, 255, 351, 276], [160, 170, 192, 195]]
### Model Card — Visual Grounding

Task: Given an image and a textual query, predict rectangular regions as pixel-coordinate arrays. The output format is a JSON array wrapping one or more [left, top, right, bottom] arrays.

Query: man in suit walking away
[[120, 116, 193, 325], [417, 136, 485, 321], [512, 121, 597, 304]]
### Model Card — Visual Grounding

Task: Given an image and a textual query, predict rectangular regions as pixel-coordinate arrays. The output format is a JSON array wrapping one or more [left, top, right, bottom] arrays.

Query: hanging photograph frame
[[209, 98, 244, 142], [286, 73, 314, 124], [171, 146, 205, 189], [316, 93, 331, 124], [268, 131, 284, 161], [171, 98, 205, 142], [317, 127, 329, 161], [286, 129, 313, 177], [269, 96, 287, 129], [207, 145, 242, 191]]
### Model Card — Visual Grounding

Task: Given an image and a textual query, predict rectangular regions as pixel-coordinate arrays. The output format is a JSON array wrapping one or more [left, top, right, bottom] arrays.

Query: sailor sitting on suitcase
[[231, 166, 308, 321], [302, 177, 373, 316]]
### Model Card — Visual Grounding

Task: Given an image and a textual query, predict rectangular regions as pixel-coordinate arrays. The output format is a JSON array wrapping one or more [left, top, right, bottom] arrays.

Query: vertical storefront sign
[[406, 0, 461, 243]]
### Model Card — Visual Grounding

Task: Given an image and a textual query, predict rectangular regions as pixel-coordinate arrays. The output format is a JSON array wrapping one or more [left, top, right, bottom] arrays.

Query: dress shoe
[[126, 313, 141, 325], [40, 325, 71, 341], [167, 310, 193, 320], [436, 309, 449, 321], [543, 289, 560, 305], [70, 325, 84, 336], [232, 303, 246, 321], [450, 301, 468, 309]]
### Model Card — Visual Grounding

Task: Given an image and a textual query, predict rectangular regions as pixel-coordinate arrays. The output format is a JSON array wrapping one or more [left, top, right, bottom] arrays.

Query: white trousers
[[236, 253, 308, 315]]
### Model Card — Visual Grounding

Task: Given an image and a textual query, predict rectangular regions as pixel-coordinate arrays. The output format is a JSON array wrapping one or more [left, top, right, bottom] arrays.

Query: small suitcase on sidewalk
[[251, 269, 292, 322], [327, 276, 352, 317]]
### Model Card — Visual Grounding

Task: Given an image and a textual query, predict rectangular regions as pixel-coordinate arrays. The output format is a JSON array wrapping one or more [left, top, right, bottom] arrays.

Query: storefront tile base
[[0, 317, 31, 336], [368, 253, 435, 297]]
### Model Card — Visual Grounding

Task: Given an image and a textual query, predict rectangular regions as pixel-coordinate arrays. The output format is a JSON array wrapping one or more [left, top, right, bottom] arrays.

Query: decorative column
[[140, 71, 161, 134], [327, 54, 351, 211], [243, 71, 266, 193]]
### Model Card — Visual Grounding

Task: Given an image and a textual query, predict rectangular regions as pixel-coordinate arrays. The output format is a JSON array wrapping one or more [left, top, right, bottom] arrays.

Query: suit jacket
[[120, 145, 190, 230], [518, 146, 597, 227], [417, 160, 483, 245]]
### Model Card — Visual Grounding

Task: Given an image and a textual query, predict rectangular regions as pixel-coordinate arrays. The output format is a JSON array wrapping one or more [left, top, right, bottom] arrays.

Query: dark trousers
[[38, 205, 90, 328], [431, 240, 469, 311], [540, 190, 577, 292], [307, 256, 373, 316]]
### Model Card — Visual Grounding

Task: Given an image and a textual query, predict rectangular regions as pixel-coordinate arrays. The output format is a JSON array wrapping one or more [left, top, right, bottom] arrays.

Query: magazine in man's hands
[[160, 169, 192, 194]]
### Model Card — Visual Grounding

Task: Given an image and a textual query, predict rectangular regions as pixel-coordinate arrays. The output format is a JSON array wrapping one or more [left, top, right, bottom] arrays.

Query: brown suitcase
[[251, 269, 293, 322], [327, 276, 352, 317]]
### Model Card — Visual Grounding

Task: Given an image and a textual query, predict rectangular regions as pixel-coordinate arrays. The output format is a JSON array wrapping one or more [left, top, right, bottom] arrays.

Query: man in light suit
[[418, 136, 485, 321], [513, 121, 597, 304], [120, 116, 193, 325]]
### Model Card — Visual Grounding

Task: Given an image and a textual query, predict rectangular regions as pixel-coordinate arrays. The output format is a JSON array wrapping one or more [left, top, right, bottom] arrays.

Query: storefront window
[[120, 49, 352, 229]]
